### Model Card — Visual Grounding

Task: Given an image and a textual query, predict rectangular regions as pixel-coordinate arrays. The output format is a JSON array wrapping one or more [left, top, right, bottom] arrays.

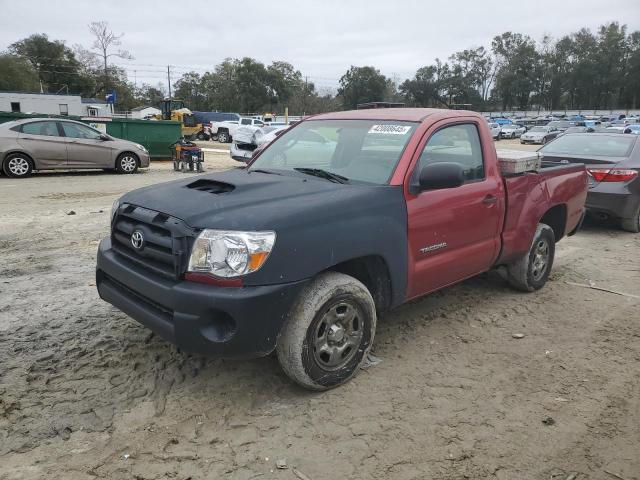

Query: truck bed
[[498, 162, 587, 264]]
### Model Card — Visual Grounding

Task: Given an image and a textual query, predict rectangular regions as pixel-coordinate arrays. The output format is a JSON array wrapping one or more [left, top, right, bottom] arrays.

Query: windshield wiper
[[293, 168, 349, 184]]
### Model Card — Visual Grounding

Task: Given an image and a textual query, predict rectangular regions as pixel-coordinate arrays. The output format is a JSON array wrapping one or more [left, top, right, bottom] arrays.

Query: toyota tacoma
[[97, 108, 587, 390]]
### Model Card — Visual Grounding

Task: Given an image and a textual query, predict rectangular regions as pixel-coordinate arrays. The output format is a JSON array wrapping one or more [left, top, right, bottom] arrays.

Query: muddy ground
[[0, 140, 638, 480]]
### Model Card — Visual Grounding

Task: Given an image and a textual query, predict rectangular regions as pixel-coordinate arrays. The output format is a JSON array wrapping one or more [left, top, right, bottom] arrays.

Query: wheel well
[[3, 150, 34, 163], [540, 204, 567, 242], [328, 256, 392, 313]]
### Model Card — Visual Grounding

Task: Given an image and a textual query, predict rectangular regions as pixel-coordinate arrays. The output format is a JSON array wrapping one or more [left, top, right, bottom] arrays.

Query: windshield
[[249, 120, 417, 184], [530, 127, 547, 132], [540, 135, 635, 157]]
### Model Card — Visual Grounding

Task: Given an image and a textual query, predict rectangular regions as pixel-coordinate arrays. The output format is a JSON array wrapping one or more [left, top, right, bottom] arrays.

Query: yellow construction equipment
[[157, 99, 204, 139]]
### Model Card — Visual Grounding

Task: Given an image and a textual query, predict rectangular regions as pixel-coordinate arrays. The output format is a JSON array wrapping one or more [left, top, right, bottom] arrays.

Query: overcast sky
[[1, 0, 639, 91]]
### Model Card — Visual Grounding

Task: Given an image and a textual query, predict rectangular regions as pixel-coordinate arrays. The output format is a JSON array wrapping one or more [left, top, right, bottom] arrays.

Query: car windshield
[[530, 127, 547, 132], [249, 119, 417, 184], [540, 135, 635, 157]]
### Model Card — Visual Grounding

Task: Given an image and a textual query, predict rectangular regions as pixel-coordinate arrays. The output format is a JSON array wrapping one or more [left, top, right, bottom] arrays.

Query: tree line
[[1, 21, 638, 114]]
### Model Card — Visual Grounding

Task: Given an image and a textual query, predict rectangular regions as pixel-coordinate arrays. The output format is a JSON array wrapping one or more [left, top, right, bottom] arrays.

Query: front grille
[[111, 204, 195, 279]]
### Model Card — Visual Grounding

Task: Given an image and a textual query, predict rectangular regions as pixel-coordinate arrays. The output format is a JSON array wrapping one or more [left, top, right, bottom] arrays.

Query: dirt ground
[[1, 139, 638, 480]]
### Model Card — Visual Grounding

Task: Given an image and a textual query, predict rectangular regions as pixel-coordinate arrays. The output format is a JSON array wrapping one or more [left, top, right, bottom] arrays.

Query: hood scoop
[[185, 179, 235, 194]]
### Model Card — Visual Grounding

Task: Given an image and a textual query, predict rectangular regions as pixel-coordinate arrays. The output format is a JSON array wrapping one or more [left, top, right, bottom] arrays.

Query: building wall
[[0, 92, 111, 117]]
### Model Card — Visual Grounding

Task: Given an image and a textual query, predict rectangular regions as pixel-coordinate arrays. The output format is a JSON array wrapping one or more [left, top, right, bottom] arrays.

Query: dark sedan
[[539, 133, 640, 232]]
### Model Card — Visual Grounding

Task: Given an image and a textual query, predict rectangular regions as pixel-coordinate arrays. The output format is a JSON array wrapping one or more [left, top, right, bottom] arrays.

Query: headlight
[[111, 199, 120, 222], [188, 230, 276, 278], [135, 143, 148, 153]]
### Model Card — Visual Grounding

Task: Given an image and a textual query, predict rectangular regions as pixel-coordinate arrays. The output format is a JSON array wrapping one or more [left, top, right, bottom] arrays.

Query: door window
[[417, 123, 484, 182], [21, 121, 60, 137], [61, 122, 102, 140], [59, 104, 69, 115], [11, 102, 20, 112], [241, 118, 252, 125]]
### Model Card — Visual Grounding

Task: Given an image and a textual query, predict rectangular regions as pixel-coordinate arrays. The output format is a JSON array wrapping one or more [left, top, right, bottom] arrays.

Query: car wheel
[[506, 223, 555, 292], [542, 137, 548, 144], [217, 131, 229, 143], [620, 207, 640, 233], [196, 131, 205, 141], [115, 153, 139, 174], [3, 153, 34, 178], [276, 272, 376, 391]]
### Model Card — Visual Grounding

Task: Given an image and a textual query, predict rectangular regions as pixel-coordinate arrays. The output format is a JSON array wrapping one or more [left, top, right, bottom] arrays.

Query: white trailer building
[[0, 91, 112, 117]]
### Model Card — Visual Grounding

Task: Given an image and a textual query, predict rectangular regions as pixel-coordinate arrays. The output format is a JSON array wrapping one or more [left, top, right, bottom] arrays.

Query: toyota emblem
[[131, 230, 144, 249]]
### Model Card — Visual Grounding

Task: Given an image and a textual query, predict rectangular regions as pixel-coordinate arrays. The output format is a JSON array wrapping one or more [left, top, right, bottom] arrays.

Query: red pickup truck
[[97, 108, 588, 390]]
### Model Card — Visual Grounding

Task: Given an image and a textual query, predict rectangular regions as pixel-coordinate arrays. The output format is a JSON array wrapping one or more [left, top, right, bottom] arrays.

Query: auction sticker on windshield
[[368, 124, 412, 135]]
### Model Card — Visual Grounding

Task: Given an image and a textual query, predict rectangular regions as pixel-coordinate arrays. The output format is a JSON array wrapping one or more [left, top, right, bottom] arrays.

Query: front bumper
[[139, 153, 151, 168], [96, 238, 307, 358], [520, 137, 543, 144]]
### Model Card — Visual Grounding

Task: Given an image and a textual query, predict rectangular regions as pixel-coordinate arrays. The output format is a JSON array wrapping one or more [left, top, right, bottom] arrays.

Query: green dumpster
[[84, 118, 181, 159]]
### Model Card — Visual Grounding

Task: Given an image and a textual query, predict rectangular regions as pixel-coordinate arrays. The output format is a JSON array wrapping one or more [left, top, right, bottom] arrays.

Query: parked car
[[624, 125, 640, 135], [488, 122, 501, 140], [97, 108, 587, 390], [546, 120, 572, 132], [210, 117, 266, 143], [230, 124, 289, 162], [558, 126, 593, 136], [0, 118, 150, 178], [539, 132, 640, 232], [500, 124, 526, 139], [520, 125, 560, 145], [605, 126, 627, 134]]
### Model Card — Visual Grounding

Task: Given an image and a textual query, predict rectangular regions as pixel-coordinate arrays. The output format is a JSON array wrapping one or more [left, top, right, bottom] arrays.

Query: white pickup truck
[[210, 117, 266, 143]]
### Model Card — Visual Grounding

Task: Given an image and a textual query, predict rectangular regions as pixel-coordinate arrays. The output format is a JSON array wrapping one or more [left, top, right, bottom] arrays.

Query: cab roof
[[309, 108, 476, 123]]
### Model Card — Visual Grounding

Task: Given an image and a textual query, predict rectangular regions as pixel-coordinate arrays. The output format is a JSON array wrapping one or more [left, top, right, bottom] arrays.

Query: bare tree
[[88, 21, 133, 93]]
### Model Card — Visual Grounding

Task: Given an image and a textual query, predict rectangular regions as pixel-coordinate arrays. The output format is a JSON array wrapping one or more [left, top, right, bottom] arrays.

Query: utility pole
[[302, 76, 308, 116], [167, 65, 172, 100]]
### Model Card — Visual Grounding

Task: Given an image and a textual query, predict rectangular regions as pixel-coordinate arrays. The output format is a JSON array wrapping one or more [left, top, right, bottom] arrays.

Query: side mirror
[[100, 133, 110, 141], [417, 162, 465, 191]]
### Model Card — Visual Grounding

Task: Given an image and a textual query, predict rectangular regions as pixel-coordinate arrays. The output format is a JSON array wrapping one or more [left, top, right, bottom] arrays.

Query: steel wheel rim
[[312, 300, 364, 371], [531, 239, 550, 281], [219, 134, 227, 142], [8, 157, 29, 175], [120, 156, 136, 172]]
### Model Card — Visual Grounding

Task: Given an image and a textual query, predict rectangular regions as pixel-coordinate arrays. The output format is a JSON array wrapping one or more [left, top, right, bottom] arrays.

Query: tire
[[620, 207, 640, 233], [196, 131, 205, 141], [3, 153, 34, 178], [542, 137, 548, 145], [276, 272, 377, 391], [506, 223, 555, 292], [217, 131, 229, 143], [115, 153, 139, 174]]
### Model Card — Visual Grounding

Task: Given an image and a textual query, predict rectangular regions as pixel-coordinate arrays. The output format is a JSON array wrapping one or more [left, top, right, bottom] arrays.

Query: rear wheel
[[115, 153, 138, 174], [217, 131, 229, 143], [620, 207, 640, 233], [276, 272, 376, 391], [506, 223, 555, 292], [3, 153, 33, 178], [542, 137, 548, 144]]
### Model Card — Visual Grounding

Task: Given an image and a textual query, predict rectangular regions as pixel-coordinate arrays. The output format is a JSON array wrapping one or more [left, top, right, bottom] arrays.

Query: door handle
[[482, 195, 498, 205]]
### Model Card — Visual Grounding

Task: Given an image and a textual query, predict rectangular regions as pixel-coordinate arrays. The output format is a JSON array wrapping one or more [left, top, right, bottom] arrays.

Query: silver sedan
[[0, 118, 150, 178]]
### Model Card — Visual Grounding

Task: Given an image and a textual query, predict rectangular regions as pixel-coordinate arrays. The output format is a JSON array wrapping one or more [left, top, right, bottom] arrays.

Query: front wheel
[[277, 272, 376, 391], [217, 131, 229, 143], [3, 153, 34, 178], [542, 137, 548, 145], [115, 153, 139, 174], [506, 223, 555, 292]]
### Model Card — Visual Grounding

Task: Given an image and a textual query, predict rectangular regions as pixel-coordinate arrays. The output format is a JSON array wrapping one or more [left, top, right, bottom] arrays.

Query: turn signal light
[[587, 168, 638, 182]]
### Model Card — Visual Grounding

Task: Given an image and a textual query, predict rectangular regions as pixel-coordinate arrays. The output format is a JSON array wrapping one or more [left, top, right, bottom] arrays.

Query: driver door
[[405, 121, 503, 299], [60, 122, 113, 168]]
